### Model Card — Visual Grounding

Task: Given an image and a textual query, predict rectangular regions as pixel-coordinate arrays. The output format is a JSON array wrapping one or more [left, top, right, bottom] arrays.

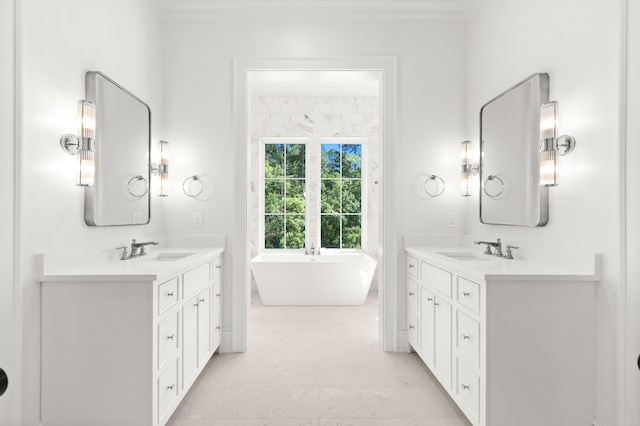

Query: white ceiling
[[158, 0, 478, 18]]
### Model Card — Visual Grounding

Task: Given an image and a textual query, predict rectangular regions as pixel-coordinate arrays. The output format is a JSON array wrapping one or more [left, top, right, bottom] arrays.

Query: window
[[320, 143, 363, 249], [260, 138, 365, 251], [263, 142, 306, 249]]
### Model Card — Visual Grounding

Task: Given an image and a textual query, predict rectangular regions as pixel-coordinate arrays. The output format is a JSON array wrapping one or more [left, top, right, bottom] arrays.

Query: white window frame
[[258, 137, 367, 253], [317, 137, 367, 253], [258, 137, 310, 252]]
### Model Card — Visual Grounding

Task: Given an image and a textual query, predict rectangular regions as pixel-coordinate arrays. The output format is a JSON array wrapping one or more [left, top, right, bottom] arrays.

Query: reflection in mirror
[[84, 71, 151, 226], [479, 73, 549, 227]]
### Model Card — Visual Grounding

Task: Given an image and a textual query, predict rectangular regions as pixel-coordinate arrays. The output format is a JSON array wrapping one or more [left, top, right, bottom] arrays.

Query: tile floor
[[167, 293, 471, 426]]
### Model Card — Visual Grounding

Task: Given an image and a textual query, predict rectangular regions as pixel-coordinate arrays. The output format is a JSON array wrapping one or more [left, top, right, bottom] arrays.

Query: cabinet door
[[420, 287, 435, 367], [182, 294, 199, 388], [197, 288, 211, 364], [434, 297, 452, 388]]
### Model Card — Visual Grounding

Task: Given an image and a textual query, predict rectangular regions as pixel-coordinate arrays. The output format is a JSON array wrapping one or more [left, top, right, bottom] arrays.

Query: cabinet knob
[[167, 292, 175, 297], [409, 264, 415, 268], [461, 384, 470, 390], [167, 335, 175, 340], [216, 293, 221, 297], [409, 325, 415, 330], [216, 326, 221, 330], [434, 302, 439, 307], [199, 298, 206, 303], [409, 292, 414, 296], [194, 302, 199, 307], [167, 384, 175, 391], [427, 297, 433, 302], [462, 292, 470, 297], [462, 334, 470, 340], [216, 265, 221, 270]]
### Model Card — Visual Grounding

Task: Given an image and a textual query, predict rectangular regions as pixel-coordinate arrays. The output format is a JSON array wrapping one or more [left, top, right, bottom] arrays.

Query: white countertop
[[38, 247, 224, 282], [405, 246, 600, 282]]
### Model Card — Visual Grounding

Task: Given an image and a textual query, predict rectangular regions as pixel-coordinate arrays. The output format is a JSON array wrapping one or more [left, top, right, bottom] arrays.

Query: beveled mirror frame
[[479, 73, 549, 227], [84, 71, 152, 226]]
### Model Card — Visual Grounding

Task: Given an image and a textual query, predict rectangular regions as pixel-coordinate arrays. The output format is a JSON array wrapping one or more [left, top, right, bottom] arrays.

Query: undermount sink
[[436, 252, 488, 261], [147, 252, 195, 261]]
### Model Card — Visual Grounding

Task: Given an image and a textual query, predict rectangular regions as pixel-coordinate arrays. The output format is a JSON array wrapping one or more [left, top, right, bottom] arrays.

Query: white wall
[[162, 15, 467, 343], [19, 0, 165, 423], [1, 0, 17, 423], [465, 0, 620, 424], [624, 0, 640, 424]]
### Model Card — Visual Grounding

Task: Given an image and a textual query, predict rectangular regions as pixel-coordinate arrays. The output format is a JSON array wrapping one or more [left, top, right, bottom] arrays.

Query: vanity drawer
[[421, 261, 452, 297], [158, 312, 179, 369], [211, 256, 223, 279], [407, 255, 419, 279], [158, 277, 179, 315], [456, 311, 480, 368], [158, 358, 179, 423], [183, 261, 210, 299], [457, 277, 480, 315], [456, 358, 480, 423], [407, 278, 419, 314]]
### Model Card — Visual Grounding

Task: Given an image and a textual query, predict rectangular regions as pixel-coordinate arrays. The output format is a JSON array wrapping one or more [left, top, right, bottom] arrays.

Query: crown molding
[[159, 0, 476, 19]]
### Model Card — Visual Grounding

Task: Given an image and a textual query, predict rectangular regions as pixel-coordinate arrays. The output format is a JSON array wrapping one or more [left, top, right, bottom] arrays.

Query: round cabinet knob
[[409, 325, 415, 330], [167, 292, 175, 297], [434, 302, 440, 307], [216, 293, 221, 297], [462, 292, 470, 297], [216, 326, 221, 330], [199, 298, 206, 303], [462, 334, 470, 340], [216, 265, 221, 270], [461, 384, 470, 390], [409, 264, 415, 269], [167, 335, 175, 340], [427, 297, 433, 302], [167, 384, 175, 391], [409, 292, 414, 296]]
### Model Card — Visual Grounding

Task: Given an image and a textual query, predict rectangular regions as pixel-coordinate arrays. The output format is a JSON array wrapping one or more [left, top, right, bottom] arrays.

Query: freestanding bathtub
[[250, 253, 377, 305]]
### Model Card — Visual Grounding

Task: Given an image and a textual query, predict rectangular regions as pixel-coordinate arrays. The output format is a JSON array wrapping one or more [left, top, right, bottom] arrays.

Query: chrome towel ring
[[183, 175, 204, 198], [127, 175, 148, 198], [483, 175, 504, 198], [424, 174, 445, 197]]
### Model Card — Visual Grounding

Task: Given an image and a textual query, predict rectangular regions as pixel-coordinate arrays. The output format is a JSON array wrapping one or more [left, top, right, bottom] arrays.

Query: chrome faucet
[[305, 243, 318, 255], [130, 239, 160, 258], [474, 238, 503, 257]]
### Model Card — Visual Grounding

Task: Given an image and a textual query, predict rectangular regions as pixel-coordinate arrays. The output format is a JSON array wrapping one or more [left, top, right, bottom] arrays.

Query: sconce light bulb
[[78, 149, 95, 187], [540, 150, 558, 187], [78, 100, 96, 140], [540, 101, 558, 140], [460, 140, 472, 164]]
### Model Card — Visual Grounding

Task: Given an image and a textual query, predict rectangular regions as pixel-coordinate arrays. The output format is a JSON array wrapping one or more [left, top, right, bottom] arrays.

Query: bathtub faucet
[[305, 243, 319, 255]]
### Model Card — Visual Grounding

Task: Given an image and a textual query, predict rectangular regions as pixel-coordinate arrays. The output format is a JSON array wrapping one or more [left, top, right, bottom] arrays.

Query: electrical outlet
[[448, 212, 457, 228], [193, 211, 203, 228]]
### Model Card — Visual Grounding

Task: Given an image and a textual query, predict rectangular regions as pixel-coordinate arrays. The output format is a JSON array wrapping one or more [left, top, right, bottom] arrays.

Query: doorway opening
[[232, 58, 398, 354]]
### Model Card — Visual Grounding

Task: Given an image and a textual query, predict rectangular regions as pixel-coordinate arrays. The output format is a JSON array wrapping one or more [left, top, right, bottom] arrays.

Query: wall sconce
[[151, 140, 170, 196], [539, 101, 576, 187], [59, 100, 96, 187], [460, 140, 479, 197]]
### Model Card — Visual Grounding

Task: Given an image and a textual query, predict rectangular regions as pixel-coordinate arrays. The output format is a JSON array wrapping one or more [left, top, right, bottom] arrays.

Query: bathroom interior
[[1, 0, 640, 425]]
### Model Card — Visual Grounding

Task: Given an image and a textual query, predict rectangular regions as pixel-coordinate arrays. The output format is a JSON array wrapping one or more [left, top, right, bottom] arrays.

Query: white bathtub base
[[250, 253, 377, 306]]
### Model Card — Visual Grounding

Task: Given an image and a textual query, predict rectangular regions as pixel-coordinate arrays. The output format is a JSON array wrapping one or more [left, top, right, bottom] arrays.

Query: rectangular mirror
[[84, 71, 151, 226], [479, 73, 549, 227]]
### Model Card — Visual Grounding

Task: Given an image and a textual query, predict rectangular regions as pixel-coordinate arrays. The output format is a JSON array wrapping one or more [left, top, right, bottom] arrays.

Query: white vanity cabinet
[[40, 249, 223, 426], [406, 247, 598, 426]]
